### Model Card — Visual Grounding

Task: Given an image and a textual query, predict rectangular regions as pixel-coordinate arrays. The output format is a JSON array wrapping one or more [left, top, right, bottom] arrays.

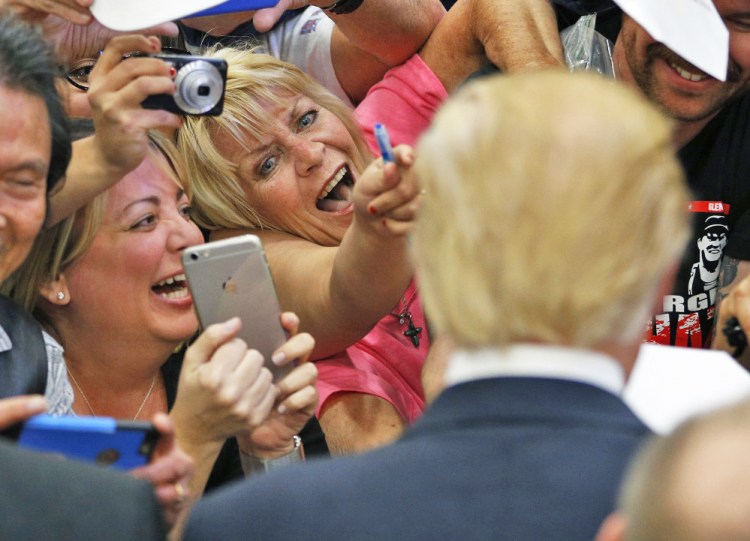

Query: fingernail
[[272, 351, 286, 366], [368, 205, 377, 215], [382, 219, 387, 226], [223, 317, 240, 331], [277, 404, 288, 414], [169, 67, 176, 77]]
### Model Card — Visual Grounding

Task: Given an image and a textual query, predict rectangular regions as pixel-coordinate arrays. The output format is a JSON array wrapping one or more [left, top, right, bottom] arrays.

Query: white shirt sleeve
[[42, 331, 74, 416], [262, 6, 353, 107]]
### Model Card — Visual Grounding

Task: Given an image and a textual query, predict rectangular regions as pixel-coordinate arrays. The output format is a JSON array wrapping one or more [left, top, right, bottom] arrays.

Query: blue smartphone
[[18, 415, 159, 470], [190, 0, 279, 17]]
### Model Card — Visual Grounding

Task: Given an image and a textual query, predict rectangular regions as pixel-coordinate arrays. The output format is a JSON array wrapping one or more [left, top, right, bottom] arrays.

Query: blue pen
[[374, 123, 395, 163]]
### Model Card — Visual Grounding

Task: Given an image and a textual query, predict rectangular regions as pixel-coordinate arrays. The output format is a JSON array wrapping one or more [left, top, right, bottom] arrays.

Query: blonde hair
[[1, 131, 185, 329], [177, 47, 371, 231], [412, 70, 691, 349]]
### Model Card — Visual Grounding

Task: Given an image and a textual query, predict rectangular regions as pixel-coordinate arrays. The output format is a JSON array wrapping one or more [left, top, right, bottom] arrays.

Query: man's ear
[[595, 512, 627, 541], [39, 273, 70, 306]]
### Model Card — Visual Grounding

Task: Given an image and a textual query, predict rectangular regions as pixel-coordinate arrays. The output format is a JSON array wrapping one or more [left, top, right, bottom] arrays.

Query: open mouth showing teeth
[[316, 165, 354, 212], [152, 273, 189, 300], [669, 61, 709, 82]]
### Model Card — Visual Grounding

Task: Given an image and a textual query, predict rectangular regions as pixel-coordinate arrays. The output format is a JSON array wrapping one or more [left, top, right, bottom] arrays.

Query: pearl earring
[[56, 291, 65, 301]]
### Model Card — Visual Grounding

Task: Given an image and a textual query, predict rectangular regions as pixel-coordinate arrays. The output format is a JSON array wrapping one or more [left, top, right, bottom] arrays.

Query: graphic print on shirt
[[647, 201, 729, 348]]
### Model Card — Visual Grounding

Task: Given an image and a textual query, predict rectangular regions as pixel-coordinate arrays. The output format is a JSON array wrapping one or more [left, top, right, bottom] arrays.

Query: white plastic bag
[[560, 13, 616, 77]]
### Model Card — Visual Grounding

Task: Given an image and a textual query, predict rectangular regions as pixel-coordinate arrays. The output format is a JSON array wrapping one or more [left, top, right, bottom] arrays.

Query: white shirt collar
[[444, 344, 625, 396]]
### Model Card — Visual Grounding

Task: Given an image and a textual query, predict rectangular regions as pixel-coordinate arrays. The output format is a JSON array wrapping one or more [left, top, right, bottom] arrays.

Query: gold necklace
[[67, 367, 157, 421]]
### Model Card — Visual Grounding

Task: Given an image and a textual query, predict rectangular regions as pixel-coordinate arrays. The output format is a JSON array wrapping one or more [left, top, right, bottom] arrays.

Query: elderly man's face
[[0, 84, 50, 283], [617, 0, 750, 123]]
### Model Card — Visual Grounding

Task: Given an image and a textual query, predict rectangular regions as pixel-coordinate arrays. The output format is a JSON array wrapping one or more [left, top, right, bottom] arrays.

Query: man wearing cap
[[608, 0, 750, 355], [689, 216, 729, 295], [525, 0, 750, 353]]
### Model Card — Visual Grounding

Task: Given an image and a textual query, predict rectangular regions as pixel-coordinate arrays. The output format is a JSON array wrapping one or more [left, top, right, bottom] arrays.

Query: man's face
[[617, 0, 750, 123], [697, 229, 728, 262], [0, 85, 51, 283]]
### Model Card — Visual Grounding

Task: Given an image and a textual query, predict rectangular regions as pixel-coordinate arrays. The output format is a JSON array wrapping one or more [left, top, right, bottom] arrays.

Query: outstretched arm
[[322, 0, 446, 102], [253, 145, 419, 359], [420, 0, 564, 93], [182, 0, 445, 103]]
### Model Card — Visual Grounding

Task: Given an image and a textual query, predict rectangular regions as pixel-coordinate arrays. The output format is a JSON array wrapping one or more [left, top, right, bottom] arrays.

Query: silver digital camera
[[142, 54, 227, 116]]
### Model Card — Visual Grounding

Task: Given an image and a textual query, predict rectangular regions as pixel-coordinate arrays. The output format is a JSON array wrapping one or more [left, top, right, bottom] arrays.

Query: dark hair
[[0, 15, 71, 194]]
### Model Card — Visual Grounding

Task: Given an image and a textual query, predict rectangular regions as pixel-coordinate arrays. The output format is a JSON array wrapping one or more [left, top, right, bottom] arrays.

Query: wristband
[[240, 436, 304, 476], [319, 0, 365, 15]]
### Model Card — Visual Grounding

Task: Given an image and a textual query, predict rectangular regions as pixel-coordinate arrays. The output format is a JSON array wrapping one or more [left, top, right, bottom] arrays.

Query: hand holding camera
[[85, 35, 226, 180], [141, 52, 227, 116]]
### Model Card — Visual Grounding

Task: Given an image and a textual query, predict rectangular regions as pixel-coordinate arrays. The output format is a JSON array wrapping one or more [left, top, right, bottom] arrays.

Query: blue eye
[[259, 155, 278, 177], [299, 110, 318, 129]]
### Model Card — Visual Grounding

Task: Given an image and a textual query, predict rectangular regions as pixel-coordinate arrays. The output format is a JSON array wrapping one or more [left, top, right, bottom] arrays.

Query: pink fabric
[[315, 282, 429, 424], [315, 58, 447, 423], [356, 54, 448, 151]]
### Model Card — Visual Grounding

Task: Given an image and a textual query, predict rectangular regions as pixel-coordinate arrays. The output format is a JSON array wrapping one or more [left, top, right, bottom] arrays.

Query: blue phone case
[[190, 0, 279, 17], [18, 415, 158, 470]]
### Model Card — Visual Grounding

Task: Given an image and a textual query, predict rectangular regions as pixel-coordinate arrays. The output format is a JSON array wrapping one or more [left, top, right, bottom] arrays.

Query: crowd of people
[[1, 0, 750, 539]]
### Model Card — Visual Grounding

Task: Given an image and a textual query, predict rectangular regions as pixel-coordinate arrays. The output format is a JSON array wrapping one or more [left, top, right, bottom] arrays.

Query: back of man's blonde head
[[413, 70, 690, 349]]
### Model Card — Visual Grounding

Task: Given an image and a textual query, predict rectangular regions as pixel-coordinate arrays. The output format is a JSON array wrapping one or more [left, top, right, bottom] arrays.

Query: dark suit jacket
[[0, 441, 166, 541], [185, 377, 650, 541]]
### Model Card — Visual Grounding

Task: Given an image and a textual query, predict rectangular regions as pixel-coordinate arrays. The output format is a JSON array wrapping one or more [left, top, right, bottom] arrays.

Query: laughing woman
[[2, 131, 320, 527]]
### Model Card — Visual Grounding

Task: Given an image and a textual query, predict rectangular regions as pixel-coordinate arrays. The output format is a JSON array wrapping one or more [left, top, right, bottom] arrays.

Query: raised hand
[[171, 318, 278, 445], [236, 312, 318, 458], [353, 144, 422, 236], [87, 34, 182, 176]]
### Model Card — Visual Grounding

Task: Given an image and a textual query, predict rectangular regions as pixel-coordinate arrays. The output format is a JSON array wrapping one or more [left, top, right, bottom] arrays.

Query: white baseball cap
[[91, 0, 279, 32]]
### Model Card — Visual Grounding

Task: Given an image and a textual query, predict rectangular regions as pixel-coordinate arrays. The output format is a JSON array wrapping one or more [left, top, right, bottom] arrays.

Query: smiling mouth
[[152, 273, 189, 300], [316, 165, 354, 212], [668, 61, 709, 83]]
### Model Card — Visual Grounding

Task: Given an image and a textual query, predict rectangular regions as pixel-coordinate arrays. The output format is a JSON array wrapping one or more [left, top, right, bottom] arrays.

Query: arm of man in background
[[183, 0, 446, 103], [420, 0, 563, 94], [712, 257, 750, 369]]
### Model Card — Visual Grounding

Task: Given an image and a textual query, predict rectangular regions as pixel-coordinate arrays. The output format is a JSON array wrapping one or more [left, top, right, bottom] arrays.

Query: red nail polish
[[368, 205, 377, 215], [169, 67, 176, 77]]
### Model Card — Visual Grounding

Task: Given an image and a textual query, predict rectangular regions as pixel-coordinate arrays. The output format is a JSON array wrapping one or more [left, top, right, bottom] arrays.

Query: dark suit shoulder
[[186, 380, 648, 541], [0, 442, 166, 541]]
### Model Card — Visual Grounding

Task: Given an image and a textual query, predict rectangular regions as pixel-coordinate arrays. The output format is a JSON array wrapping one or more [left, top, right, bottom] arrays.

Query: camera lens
[[190, 253, 199, 261], [173, 60, 224, 115]]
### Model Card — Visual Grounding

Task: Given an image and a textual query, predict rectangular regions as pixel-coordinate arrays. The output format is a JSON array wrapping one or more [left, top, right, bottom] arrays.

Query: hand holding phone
[[18, 415, 159, 470], [182, 234, 293, 381]]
